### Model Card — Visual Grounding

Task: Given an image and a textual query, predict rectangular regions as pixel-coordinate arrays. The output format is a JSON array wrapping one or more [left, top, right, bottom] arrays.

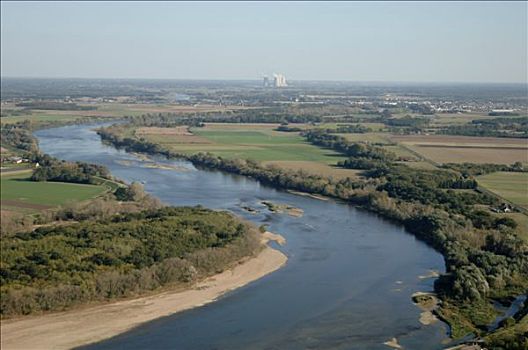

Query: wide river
[[35, 124, 449, 350]]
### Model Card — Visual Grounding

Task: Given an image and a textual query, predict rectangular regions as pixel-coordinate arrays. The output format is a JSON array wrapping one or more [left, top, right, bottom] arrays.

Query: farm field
[[390, 134, 528, 147], [477, 172, 528, 209], [140, 123, 348, 163], [430, 112, 496, 126], [339, 132, 391, 144], [262, 160, 361, 180], [136, 123, 351, 174], [1, 171, 107, 212], [405, 146, 527, 165], [389, 134, 528, 164], [0, 103, 251, 124]]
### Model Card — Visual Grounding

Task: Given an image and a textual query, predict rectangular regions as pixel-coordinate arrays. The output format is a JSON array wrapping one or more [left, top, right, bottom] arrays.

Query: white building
[[273, 73, 287, 88]]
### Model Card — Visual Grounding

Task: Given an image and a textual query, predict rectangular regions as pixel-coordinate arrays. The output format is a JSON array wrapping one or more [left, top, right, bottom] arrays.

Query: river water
[[35, 124, 449, 350]]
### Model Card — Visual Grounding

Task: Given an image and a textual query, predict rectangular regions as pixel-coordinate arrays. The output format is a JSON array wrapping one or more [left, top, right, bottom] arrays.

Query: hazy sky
[[1, 1, 527, 83]]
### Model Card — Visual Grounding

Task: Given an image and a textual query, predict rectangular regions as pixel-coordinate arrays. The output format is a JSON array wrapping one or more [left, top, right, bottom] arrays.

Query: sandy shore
[[1, 244, 287, 350], [287, 190, 330, 201]]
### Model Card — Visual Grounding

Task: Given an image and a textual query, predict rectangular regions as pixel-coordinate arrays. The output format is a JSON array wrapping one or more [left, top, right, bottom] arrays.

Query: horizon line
[[1, 76, 527, 86]]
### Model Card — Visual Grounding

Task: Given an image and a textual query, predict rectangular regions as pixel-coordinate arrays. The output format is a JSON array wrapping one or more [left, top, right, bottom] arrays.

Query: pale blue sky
[[1, 1, 526, 83]]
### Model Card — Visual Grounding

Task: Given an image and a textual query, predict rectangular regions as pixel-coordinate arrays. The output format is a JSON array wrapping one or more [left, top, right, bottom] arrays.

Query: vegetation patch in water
[[261, 201, 304, 217]]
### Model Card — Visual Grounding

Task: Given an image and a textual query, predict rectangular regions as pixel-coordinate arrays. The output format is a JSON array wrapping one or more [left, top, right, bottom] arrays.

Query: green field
[[135, 124, 359, 180], [146, 126, 347, 164], [192, 129, 346, 163], [478, 172, 528, 209], [339, 132, 391, 144], [1, 172, 107, 211]]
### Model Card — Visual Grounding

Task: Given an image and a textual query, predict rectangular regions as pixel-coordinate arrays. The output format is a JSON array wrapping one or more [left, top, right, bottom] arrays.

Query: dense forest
[[98, 123, 528, 343], [0, 121, 39, 154], [30, 157, 110, 185], [1, 207, 261, 316]]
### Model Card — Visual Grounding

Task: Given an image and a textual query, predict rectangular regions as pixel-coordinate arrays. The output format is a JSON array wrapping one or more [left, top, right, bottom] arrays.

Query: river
[[35, 124, 449, 350]]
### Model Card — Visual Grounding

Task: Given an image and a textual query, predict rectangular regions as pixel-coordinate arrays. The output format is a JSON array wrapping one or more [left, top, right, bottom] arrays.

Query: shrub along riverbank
[[97, 123, 528, 347]]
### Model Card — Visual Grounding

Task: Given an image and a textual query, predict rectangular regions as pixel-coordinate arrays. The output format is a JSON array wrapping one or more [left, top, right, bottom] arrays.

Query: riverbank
[[1, 241, 287, 350], [31, 122, 526, 347]]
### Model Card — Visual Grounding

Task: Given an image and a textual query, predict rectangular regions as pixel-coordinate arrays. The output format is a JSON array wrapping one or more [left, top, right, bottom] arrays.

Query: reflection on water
[[35, 124, 449, 350]]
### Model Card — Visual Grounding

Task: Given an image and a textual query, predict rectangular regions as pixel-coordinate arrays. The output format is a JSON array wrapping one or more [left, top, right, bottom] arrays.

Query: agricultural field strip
[[139, 125, 347, 164], [477, 172, 528, 210], [1, 172, 107, 210]]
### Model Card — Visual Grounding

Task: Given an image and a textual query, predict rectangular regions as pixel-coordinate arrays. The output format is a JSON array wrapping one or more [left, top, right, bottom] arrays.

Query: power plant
[[263, 73, 287, 88]]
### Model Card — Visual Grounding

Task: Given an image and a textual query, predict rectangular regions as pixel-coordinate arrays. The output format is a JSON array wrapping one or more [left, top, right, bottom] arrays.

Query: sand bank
[[412, 292, 440, 326], [287, 190, 330, 201], [383, 337, 403, 349], [1, 244, 287, 350], [261, 200, 304, 217]]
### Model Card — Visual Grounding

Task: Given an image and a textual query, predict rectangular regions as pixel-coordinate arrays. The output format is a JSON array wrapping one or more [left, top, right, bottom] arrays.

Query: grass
[[390, 136, 528, 162], [143, 125, 347, 164], [403, 145, 527, 165], [430, 112, 494, 126], [1, 172, 107, 212], [137, 124, 357, 178], [477, 172, 528, 209], [399, 161, 438, 170], [339, 132, 391, 144], [262, 160, 361, 180], [383, 145, 419, 159], [389, 134, 528, 164]]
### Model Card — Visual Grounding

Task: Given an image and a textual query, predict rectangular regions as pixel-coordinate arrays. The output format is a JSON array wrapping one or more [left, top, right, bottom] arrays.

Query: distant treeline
[[386, 116, 430, 128], [124, 110, 323, 127], [442, 162, 526, 177], [488, 111, 520, 116], [15, 101, 97, 111], [275, 125, 303, 132], [438, 116, 528, 138], [1, 207, 261, 316]]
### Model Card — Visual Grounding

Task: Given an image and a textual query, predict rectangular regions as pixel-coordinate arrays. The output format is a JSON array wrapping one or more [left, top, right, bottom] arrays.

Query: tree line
[[30, 155, 110, 185]]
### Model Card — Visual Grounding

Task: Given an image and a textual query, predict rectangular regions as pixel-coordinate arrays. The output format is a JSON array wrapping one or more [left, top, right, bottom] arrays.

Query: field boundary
[[476, 186, 528, 215], [388, 139, 440, 167]]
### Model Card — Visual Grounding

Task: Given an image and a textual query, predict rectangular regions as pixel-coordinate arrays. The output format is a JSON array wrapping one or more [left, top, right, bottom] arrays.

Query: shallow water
[[36, 124, 449, 350]]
